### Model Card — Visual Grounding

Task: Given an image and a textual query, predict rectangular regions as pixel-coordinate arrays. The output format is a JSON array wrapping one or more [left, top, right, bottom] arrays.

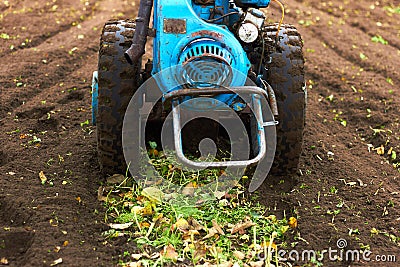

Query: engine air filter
[[177, 38, 234, 87]]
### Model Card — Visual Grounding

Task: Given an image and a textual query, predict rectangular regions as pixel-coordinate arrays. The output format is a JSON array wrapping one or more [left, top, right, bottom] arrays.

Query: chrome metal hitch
[[163, 86, 278, 168]]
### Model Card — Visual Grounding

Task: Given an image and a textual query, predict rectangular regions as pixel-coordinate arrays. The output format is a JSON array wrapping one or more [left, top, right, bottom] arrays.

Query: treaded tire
[[264, 24, 306, 176], [97, 19, 141, 176]]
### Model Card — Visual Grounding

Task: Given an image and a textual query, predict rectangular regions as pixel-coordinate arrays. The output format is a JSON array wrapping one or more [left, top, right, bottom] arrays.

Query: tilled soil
[[0, 0, 399, 266]]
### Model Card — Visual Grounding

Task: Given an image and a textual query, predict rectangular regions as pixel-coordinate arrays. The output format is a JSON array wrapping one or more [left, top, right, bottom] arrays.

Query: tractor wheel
[[263, 24, 306, 176], [96, 19, 141, 176]]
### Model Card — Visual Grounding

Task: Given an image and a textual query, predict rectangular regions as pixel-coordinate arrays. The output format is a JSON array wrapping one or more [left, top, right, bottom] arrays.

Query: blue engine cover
[[152, 0, 251, 95], [235, 0, 270, 7]]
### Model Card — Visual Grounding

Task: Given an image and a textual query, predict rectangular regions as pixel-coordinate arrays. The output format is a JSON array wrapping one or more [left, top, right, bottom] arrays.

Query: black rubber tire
[[263, 24, 306, 176], [96, 19, 141, 176]]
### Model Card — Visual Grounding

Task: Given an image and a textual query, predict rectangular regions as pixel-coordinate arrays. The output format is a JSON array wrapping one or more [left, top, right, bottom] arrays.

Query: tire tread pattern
[[264, 23, 306, 176], [97, 19, 140, 175]]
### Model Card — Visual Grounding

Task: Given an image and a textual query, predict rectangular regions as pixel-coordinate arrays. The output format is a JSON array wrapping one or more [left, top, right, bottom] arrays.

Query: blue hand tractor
[[92, 0, 306, 189]]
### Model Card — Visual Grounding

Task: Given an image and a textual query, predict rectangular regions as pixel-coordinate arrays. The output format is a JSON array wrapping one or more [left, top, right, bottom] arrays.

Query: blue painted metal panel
[[236, 0, 270, 7], [91, 71, 98, 125], [152, 0, 250, 86]]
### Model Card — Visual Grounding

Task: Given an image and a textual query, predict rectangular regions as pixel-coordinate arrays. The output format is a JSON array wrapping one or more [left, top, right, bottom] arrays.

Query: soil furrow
[[286, 1, 400, 86], [291, 0, 400, 50], [0, 1, 99, 57], [1, 0, 399, 266]]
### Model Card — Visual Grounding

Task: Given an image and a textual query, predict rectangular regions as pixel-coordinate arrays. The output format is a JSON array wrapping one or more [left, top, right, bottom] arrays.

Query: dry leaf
[[231, 221, 255, 234], [141, 203, 154, 216], [39, 171, 47, 184], [370, 228, 379, 235], [376, 145, 385, 155], [97, 186, 107, 202], [198, 262, 233, 267], [217, 262, 233, 267], [132, 206, 144, 215], [108, 222, 133, 230], [288, 217, 298, 228], [203, 227, 219, 239], [131, 254, 142, 260], [50, 258, 63, 266], [141, 187, 163, 204], [148, 148, 159, 157], [192, 242, 207, 260], [140, 222, 150, 228], [249, 261, 264, 267], [212, 219, 225, 235], [163, 244, 178, 261], [127, 261, 142, 267], [233, 250, 245, 260], [184, 242, 195, 253], [107, 174, 126, 185], [175, 217, 189, 231], [163, 193, 178, 201], [136, 195, 145, 202], [0, 258, 8, 265], [49, 219, 58, 227], [188, 217, 204, 231], [182, 182, 196, 196], [214, 191, 226, 199], [182, 229, 200, 240]]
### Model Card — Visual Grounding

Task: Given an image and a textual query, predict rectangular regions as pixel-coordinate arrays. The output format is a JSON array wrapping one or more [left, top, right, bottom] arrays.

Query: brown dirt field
[[0, 0, 399, 266]]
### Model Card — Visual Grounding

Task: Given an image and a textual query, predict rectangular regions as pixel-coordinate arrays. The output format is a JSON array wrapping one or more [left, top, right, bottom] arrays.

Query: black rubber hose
[[204, 12, 239, 23], [125, 0, 153, 64]]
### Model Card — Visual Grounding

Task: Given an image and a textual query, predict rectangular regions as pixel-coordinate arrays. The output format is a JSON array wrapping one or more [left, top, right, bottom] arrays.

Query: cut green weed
[[100, 148, 297, 266], [371, 35, 388, 45]]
